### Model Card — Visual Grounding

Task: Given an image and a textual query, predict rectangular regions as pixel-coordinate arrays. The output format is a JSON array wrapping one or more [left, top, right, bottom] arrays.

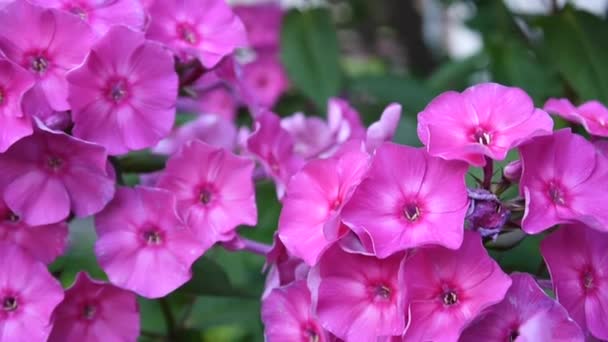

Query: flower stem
[[240, 237, 272, 256], [159, 298, 177, 339], [482, 157, 494, 190]]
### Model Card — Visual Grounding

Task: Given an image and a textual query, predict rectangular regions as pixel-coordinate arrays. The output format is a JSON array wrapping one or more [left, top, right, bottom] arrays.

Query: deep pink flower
[[48, 272, 140, 342], [418, 82, 554, 166], [157, 140, 257, 248], [0, 243, 64, 342], [541, 223, 608, 340], [278, 142, 369, 265], [402, 231, 511, 342], [263, 234, 309, 299], [0, 124, 115, 226], [308, 243, 407, 341], [29, 0, 146, 36], [146, 0, 248, 68], [366, 103, 402, 152], [234, 4, 283, 49], [545, 98, 608, 137], [21, 85, 71, 131], [342, 142, 469, 258], [241, 53, 289, 108], [519, 129, 608, 234], [152, 114, 237, 155], [0, 1, 94, 111], [67, 25, 178, 155], [95, 186, 205, 298], [247, 111, 305, 198], [460, 272, 584, 341], [0, 58, 34, 152], [262, 280, 329, 342], [0, 199, 67, 264]]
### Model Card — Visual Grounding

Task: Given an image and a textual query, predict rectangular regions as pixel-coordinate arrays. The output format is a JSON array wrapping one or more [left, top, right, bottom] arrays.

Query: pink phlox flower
[[545, 98, 608, 137], [342, 142, 469, 258], [418, 82, 554, 166], [541, 223, 608, 340], [366, 103, 402, 153], [241, 52, 289, 109], [0, 57, 34, 152], [48, 272, 140, 342], [234, 3, 283, 49], [67, 25, 178, 155]]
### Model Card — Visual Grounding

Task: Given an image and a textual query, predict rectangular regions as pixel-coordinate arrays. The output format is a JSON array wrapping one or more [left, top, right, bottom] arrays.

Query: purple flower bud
[[504, 160, 522, 182], [465, 188, 510, 239]]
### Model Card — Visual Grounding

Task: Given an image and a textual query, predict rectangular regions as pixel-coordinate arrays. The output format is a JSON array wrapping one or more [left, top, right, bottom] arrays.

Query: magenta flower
[[0, 1, 94, 111], [29, 0, 146, 36], [327, 97, 366, 144], [545, 98, 608, 136], [418, 82, 554, 166], [0, 200, 67, 264], [247, 111, 305, 198], [157, 140, 257, 248], [308, 243, 407, 341], [0, 124, 115, 226], [541, 223, 608, 340], [146, 0, 248, 68], [519, 129, 608, 233], [67, 25, 178, 155], [263, 235, 309, 299], [342, 142, 469, 258], [366, 103, 402, 152], [152, 114, 238, 155], [0, 243, 64, 341], [262, 280, 329, 342], [95, 186, 205, 298], [461, 272, 584, 341], [178, 86, 238, 121], [242, 53, 289, 108], [278, 142, 370, 265], [0, 58, 34, 152], [48, 272, 140, 342], [234, 3, 283, 49], [402, 231, 511, 341]]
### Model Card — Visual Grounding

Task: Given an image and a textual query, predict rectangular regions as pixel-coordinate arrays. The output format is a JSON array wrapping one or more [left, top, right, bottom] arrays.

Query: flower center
[[509, 330, 519, 341], [46, 156, 64, 172], [177, 24, 198, 45], [82, 304, 96, 320], [307, 329, 319, 342], [4, 211, 19, 223], [442, 290, 458, 306], [583, 271, 595, 290], [142, 230, 162, 245], [473, 129, 492, 146], [256, 75, 269, 89], [108, 80, 128, 103], [31, 56, 49, 74], [69, 7, 88, 20], [0, 89, 4, 105], [330, 197, 342, 211], [200, 189, 213, 205], [375, 285, 391, 300], [2, 297, 17, 312], [547, 182, 566, 206], [403, 203, 421, 222]]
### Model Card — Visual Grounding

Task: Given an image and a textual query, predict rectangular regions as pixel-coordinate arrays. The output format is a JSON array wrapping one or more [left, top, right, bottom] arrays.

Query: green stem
[[159, 298, 177, 339]]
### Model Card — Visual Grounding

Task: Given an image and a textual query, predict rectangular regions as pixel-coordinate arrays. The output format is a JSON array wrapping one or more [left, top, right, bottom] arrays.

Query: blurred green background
[[52, 0, 608, 340]]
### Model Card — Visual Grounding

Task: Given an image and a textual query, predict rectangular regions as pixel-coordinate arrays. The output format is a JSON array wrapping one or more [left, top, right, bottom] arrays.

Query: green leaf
[[535, 7, 608, 103], [490, 234, 544, 274], [281, 9, 342, 108], [180, 256, 258, 298], [426, 54, 487, 92], [349, 75, 435, 114]]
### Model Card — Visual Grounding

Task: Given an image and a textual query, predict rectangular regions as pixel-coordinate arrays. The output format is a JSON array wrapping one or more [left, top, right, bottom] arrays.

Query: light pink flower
[[242, 52, 289, 108], [146, 0, 248, 68], [178, 85, 238, 121], [234, 3, 283, 49], [0, 199, 67, 264], [95, 186, 205, 298], [541, 223, 608, 340], [157, 140, 257, 248], [29, 0, 146, 36], [0, 1, 94, 111], [327, 97, 366, 144], [280, 113, 335, 159], [262, 280, 329, 342], [278, 142, 370, 265], [247, 111, 305, 198], [403, 231, 512, 342], [0, 243, 64, 342], [366, 103, 402, 152], [342, 142, 469, 258], [48, 272, 140, 342], [308, 243, 407, 341], [460, 272, 584, 342], [152, 114, 237, 155], [0, 124, 115, 226], [519, 129, 608, 234], [418, 82, 554, 166], [67, 25, 178, 155], [0, 58, 34, 152], [545, 98, 608, 137]]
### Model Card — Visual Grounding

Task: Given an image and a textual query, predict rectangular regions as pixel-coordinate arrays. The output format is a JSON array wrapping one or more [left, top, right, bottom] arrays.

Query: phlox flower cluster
[[0, 1, 605, 341]]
